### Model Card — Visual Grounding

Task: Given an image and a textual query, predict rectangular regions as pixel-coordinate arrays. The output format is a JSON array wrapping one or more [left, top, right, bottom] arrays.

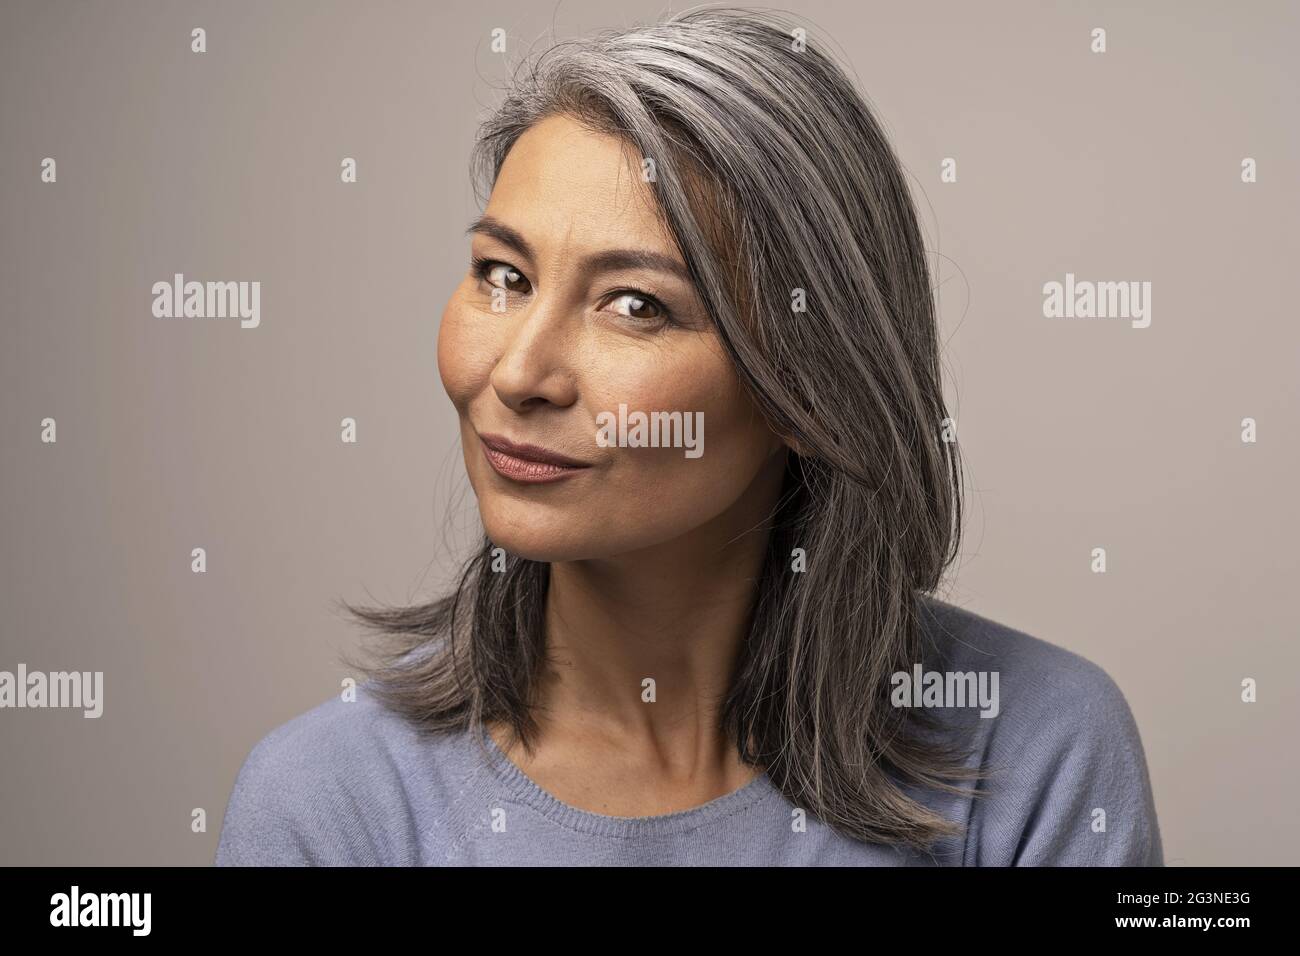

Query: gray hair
[[341, 5, 983, 850]]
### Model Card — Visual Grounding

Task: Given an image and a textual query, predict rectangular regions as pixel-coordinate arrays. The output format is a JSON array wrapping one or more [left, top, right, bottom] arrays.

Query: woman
[[216, 6, 1162, 866]]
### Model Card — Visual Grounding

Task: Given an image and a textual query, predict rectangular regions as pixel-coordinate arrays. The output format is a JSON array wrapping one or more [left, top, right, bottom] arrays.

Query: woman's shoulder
[[214, 683, 476, 865], [913, 594, 1164, 865], [917, 593, 1127, 704]]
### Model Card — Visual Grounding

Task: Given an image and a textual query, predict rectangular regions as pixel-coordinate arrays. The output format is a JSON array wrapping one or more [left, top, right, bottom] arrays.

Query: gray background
[[1, 0, 1296, 865]]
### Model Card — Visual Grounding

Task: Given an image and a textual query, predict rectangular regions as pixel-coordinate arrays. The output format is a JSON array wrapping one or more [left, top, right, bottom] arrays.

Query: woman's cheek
[[438, 296, 494, 409], [599, 385, 719, 482], [436, 300, 464, 405]]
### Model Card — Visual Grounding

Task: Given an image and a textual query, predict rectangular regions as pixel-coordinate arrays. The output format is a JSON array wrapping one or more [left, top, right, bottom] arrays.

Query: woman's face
[[438, 112, 786, 562]]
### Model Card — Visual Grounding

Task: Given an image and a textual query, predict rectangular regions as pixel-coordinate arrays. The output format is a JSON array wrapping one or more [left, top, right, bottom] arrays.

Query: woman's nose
[[487, 292, 580, 412]]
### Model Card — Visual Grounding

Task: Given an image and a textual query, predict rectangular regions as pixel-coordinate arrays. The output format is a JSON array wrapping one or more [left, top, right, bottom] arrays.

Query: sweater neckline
[[475, 725, 776, 838]]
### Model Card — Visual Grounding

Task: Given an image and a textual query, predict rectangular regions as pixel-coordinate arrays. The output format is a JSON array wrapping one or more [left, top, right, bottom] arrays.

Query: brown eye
[[607, 291, 668, 323], [472, 257, 532, 294], [487, 263, 531, 294]]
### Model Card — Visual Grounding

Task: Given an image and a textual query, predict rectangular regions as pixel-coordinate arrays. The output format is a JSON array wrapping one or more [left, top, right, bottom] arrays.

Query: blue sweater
[[214, 598, 1163, 865]]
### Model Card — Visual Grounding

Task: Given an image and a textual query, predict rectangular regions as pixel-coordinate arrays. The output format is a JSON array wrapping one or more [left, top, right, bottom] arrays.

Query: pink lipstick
[[478, 433, 592, 484]]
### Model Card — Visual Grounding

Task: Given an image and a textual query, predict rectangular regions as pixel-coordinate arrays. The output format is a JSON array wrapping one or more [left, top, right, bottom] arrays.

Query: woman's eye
[[474, 258, 531, 294], [607, 292, 668, 324], [471, 256, 672, 329]]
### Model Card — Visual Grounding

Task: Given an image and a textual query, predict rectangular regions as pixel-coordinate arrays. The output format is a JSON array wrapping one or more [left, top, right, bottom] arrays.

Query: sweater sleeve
[[213, 727, 378, 867], [963, 660, 1164, 866], [214, 735, 322, 866]]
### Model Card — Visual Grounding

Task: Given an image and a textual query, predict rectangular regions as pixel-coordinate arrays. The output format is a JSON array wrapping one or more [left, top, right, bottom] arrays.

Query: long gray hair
[[340, 5, 983, 850]]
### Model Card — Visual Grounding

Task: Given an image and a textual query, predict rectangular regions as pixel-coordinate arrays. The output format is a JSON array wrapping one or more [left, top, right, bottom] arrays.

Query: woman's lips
[[478, 433, 592, 484]]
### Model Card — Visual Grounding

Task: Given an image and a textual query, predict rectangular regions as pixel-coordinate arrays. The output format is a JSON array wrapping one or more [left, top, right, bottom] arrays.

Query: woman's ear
[[774, 428, 810, 458]]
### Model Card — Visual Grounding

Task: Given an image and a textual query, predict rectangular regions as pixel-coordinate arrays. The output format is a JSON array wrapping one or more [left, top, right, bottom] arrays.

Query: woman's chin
[[479, 511, 600, 564]]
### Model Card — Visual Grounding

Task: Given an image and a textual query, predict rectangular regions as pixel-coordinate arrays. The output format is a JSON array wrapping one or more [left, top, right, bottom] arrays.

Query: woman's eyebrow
[[583, 248, 692, 283], [465, 215, 536, 263], [466, 214, 691, 283]]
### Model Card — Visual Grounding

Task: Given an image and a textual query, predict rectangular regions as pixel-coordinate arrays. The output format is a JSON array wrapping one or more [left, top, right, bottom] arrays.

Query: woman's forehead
[[486, 115, 674, 253]]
